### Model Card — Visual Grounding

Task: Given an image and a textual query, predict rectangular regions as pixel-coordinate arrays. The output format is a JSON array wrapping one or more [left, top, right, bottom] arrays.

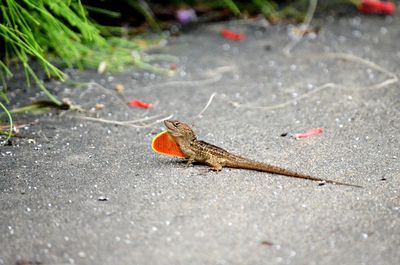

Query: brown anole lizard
[[164, 120, 361, 188]]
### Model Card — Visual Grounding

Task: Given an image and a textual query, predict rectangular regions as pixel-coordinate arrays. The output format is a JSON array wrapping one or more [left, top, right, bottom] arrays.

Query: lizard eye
[[174, 121, 180, 126]]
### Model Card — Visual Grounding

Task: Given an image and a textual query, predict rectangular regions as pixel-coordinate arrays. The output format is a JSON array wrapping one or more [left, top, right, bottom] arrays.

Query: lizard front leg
[[186, 156, 195, 167]]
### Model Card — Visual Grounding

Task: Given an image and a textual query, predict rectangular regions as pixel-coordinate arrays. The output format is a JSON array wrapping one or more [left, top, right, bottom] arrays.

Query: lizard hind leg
[[205, 160, 223, 172]]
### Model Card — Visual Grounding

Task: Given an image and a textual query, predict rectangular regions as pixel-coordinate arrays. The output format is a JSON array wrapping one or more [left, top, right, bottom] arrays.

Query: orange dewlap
[[151, 131, 186, 158]]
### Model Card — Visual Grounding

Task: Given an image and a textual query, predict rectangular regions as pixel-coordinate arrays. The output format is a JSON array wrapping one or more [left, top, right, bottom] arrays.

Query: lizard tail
[[226, 159, 362, 188]]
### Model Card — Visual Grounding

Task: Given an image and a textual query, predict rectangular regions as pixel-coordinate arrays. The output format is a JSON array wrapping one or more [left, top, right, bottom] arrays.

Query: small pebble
[[97, 196, 109, 201]]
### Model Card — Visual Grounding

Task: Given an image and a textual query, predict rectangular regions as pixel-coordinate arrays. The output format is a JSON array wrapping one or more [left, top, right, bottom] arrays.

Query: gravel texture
[[1, 14, 399, 265]]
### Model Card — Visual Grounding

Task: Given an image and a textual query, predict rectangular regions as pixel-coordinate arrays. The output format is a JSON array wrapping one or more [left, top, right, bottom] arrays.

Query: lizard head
[[164, 120, 196, 141]]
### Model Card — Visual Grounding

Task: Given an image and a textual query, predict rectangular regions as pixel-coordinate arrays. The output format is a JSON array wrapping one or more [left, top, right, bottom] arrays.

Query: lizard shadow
[[162, 159, 212, 173]]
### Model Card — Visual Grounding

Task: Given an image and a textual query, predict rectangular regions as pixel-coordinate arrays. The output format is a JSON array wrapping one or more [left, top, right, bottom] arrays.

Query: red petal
[[358, 0, 395, 15], [127, 99, 153, 109], [294, 128, 324, 139], [169, 63, 177, 70], [221, 29, 246, 41]]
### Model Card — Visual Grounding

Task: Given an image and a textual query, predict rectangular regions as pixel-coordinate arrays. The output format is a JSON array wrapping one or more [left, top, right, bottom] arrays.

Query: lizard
[[163, 120, 361, 188]]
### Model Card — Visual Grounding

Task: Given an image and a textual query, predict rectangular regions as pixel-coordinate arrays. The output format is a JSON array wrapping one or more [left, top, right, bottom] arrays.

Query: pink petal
[[294, 128, 324, 139]]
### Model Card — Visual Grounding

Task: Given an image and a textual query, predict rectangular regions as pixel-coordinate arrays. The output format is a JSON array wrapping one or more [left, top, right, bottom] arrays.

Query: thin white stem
[[78, 114, 173, 128], [231, 83, 337, 110], [283, 0, 318, 55], [321, 52, 398, 89], [145, 65, 235, 90], [196, 92, 217, 118]]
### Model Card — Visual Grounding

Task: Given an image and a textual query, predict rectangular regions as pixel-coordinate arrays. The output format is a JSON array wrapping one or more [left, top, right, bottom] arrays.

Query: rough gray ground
[[1, 14, 400, 265]]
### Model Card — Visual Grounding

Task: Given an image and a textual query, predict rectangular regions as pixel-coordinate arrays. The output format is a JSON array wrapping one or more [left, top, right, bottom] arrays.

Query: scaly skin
[[164, 120, 361, 188]]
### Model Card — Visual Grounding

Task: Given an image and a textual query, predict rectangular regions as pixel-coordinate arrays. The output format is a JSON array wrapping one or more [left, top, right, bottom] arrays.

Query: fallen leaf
[[95, 103, 105, 110], [136, 39, 148, 49], [260, 240, 274, 246], [1, 101, 71, 116]]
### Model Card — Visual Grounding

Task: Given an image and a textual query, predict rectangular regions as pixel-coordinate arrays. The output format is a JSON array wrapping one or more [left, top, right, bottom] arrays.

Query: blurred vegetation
[[0, 0, 355, 142]]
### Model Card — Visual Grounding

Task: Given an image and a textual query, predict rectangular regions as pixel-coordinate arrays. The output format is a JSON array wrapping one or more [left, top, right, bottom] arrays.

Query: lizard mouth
[[164, 120, 184, 138], [164, 120, 175, 131], [164, 120, 180, 136]]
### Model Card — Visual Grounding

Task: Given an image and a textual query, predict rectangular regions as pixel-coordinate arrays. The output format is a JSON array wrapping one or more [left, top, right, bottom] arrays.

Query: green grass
[[0, 100, 13, 143], [0, 0, 324, 143], [0, 0, 175, 143]]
